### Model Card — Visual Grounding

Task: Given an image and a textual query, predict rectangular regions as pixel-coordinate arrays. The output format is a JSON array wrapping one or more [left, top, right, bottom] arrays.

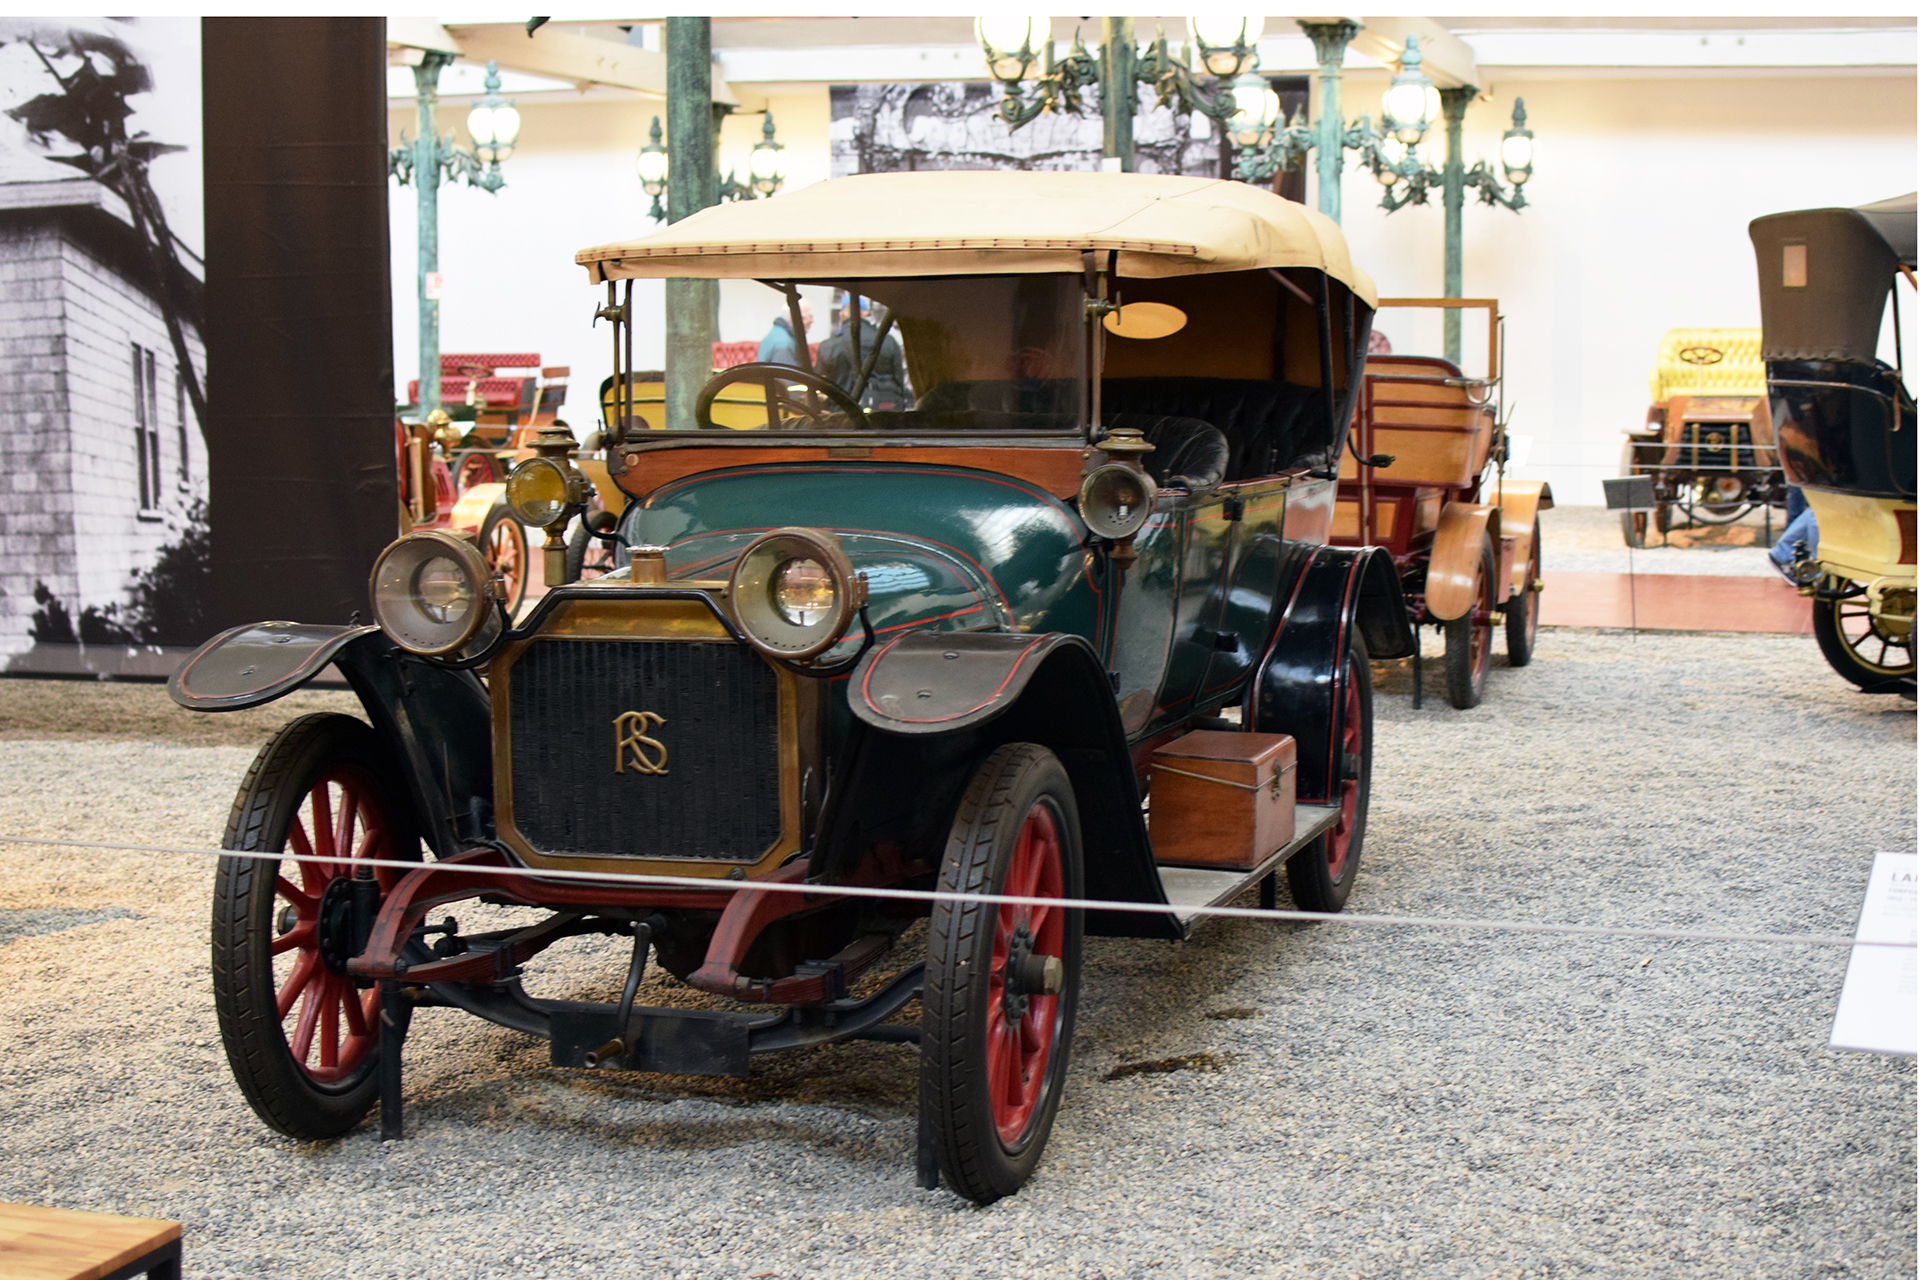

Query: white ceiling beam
[[1355, 17, 1480, 90]]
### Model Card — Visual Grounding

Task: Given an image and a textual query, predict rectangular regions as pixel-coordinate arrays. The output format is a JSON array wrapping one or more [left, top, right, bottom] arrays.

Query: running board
[[1154, 803, 1340, 924]]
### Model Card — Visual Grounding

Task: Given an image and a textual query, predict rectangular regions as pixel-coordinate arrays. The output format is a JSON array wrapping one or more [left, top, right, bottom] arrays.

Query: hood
[[620, 461, 1101, 652]]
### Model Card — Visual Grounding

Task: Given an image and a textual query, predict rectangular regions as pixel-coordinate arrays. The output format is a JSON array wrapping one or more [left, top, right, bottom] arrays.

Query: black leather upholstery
[[1105, 414, 1229, 493], [1102, 378, 1330, 480]]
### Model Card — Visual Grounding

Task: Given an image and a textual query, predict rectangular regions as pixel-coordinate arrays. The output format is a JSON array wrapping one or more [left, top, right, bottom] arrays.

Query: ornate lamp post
[[1363, 59, 1536, 362], [1236, 31, 1441, 224], [974, 15, 1278, 177], [635, 109, 788, 222], [390, 56, 521, 414]]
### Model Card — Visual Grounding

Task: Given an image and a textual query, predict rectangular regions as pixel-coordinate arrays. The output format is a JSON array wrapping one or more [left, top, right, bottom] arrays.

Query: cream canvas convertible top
[[576, 170, 1377, 306]]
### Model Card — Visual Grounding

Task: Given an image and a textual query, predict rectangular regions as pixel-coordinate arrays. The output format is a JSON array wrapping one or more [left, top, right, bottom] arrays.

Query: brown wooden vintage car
[[1332, 298, 1552, 708]]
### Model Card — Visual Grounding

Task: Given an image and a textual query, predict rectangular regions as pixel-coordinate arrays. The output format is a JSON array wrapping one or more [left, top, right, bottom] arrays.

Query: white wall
[[394, 70, 1915, 496], [1332, 70, 1916, 503]]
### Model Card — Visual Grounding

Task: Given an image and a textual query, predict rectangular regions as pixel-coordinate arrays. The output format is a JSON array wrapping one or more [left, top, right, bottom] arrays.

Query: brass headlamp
[[505, 424, 592, 587]]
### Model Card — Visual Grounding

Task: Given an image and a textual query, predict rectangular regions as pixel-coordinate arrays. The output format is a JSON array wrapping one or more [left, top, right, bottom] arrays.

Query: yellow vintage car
[[1620, 328, 1787, 546], [1751, 194, 1915, 695]]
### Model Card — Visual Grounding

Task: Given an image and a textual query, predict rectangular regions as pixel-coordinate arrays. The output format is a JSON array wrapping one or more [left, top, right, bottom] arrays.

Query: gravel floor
[[1541, 504, 1782, 577], [0, 631, 1912, 1279]]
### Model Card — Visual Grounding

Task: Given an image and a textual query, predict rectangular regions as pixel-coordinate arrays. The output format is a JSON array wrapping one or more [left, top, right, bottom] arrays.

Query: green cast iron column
[[665, 17, 716, 429], [1440, 86, 1474, 365], [1299, 20, 1358, 224], [1100, 17, 1136, 172], [413, 52, 453, 414]]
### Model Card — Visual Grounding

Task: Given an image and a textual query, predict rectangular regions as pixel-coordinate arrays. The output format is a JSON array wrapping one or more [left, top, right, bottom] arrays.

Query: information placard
[[1829, 852, 1916, 1057]]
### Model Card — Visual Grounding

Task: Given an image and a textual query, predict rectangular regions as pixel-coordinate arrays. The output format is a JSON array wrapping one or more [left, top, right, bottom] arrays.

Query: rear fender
[[1489, 480, 1554, 596], [169, 623, 492, 859], [1425, 502, 1496, 621], [838, 630, 1174, 939], [1248, 544, 1410, 803]]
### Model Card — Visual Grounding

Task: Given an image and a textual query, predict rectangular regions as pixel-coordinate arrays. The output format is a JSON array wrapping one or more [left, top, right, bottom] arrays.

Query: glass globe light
[[747, 112, 786, 196], [1380, 36, 1440, 145], [1189, 16, 1264, 79], [1373, 135, 1406, 185], [977, 15, 1050, 83], [466, 63, 521, 165], [1500, 99, 1535, 185], [635, 116, 669, 196], [1225, 75, 1279, 148]]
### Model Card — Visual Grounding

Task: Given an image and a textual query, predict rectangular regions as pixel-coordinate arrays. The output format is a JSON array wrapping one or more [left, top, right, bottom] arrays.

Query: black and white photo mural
[[0, 17, 206, 676], [830, 81, 1222, 178]]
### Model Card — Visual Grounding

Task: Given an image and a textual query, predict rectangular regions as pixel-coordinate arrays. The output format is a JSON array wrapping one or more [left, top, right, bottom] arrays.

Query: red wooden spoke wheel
[[1286, 635, 1372, 914], [984, 802, 1065, 1146], [1443, 534, 1497, 709], [924, 743, 1083, 1204], [212, 714, 420, 1140], [480, 505, 529, 612]]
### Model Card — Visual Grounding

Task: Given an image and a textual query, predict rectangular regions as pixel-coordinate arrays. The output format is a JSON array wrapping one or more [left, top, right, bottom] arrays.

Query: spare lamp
[[1380, 36, 1440, 146]]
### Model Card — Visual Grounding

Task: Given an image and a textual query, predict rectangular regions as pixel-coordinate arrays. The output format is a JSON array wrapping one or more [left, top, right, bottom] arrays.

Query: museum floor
[[0, 514, 1912, 1279]]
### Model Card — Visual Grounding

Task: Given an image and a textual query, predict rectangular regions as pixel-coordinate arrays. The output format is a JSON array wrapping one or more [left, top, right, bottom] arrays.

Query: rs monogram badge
[[613, 711, 669, 775]]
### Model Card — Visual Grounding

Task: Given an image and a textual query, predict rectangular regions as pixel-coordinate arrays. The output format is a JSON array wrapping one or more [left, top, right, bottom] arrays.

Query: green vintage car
[[170, 170, 1413, 1203]]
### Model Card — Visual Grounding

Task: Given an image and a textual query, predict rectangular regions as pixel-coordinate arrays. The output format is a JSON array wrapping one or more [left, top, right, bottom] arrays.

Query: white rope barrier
[[0, 833, 1907, 951]]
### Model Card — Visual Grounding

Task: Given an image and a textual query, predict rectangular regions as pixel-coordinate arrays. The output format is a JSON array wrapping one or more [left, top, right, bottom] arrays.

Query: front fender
[[170, 623, 492, 860], [1425, 501, 1497, 621], [839, 630, 1176, 939], [1490, 479, 1554, 597]]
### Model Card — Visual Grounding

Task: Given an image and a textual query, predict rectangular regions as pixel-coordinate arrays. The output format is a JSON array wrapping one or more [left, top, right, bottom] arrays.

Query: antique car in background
[[394, 413, 530, 612], [170, 171, 1413, 1204], [407, 353, 572, 491], [1618, 328, 1786, 546], [1331, 298, 1551, 709], [1751, 193, 1916, 695]]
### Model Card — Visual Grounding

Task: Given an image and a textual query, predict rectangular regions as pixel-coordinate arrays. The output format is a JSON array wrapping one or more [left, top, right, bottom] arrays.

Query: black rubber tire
[[1505, 517, 1541, 668], [1619, 509, 1647, 549], [212, 714, 420, 1140], [1286, 633, 1371, 913], [479, 504, 529, 612], [1442, 535, 1497, 709], [1811, 589, 1917, 691], [564, 519, 619, 584], [923, 743, 1083, 1205]]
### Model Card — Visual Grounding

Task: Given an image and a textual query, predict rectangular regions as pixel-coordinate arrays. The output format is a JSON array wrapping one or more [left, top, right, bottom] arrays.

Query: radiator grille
[[506, 639, 782, 860]]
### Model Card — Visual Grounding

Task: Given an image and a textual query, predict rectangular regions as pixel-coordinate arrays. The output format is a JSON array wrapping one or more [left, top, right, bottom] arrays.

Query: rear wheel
[[564, 518, 620, 584], [212, 714, 421, 1140], [1443, 535, 1497, 709], [1286, 634, 1371, 913], [1811, 585, 1916, 691], [1505, 517, 1542, 667], [923, 744, 1082, 1204]]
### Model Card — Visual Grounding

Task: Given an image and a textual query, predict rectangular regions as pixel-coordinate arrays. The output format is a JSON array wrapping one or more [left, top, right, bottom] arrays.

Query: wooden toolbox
[[1148, 730, 1296, 871]]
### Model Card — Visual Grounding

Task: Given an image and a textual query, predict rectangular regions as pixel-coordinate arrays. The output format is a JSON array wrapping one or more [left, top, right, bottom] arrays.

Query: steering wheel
[[694, 362, 871, 431]]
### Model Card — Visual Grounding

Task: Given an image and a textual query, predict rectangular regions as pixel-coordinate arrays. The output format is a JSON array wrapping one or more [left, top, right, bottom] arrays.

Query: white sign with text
[[1830, 852, 1916, 1057]]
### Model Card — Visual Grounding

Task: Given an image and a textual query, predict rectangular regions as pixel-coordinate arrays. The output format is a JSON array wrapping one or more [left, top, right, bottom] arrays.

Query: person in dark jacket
[[817, 295, 912, 411]]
